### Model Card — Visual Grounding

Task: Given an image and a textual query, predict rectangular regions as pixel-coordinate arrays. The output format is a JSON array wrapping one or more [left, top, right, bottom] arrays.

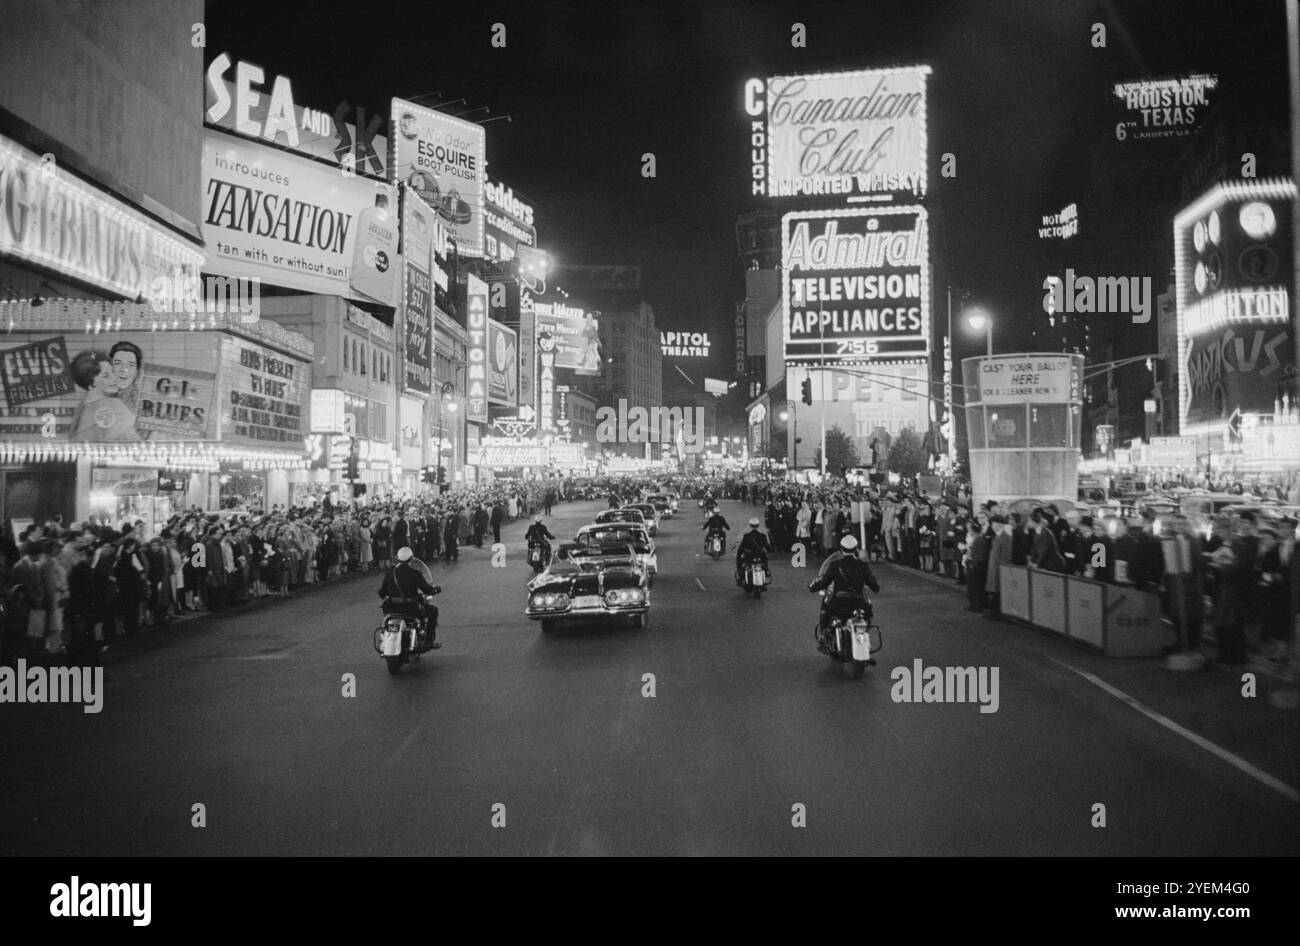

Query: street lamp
[[965, 307, 994, 357], [434, 379, 458, 482], [784, 398, 799, 469]]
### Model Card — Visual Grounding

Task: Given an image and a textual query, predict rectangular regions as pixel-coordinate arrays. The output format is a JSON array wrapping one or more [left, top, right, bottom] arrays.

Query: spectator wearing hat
[[204, 525, 229, 610], [1130, 508, 1166, 592], [1254, 526, 1290, 663], [1206, 516, 1249, 664], [113, 535, 148, 636], [985, 515, 1014, 617], [1010, 513, 1032, 566], [10, 542, 49, 663], [1029, 509, 1068, 573], [964, 519, 988, 613], [64, 537, 100, 666]]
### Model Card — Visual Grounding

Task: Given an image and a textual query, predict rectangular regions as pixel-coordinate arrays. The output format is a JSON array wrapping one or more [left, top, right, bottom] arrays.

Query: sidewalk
[[99, 565, 375, 661], [881, 561, 1300, 796], [97, 509, 568, 661]]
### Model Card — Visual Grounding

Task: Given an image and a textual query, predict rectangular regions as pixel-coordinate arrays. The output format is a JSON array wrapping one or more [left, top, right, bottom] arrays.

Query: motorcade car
[[525, 545, 649, 633]]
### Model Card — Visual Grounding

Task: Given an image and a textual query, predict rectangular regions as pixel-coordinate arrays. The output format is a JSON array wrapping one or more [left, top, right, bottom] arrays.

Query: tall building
[[0, 0, 236, 527], [559, 266, 663, 448], [735, 212, 781, 402]]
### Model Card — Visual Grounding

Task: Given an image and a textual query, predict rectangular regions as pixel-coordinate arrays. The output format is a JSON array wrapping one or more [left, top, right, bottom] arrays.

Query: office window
[[343, 336, 349, 371]]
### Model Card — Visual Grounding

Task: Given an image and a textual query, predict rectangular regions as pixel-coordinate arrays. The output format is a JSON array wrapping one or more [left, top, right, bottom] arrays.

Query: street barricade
[[998, 564, 1166, 657]]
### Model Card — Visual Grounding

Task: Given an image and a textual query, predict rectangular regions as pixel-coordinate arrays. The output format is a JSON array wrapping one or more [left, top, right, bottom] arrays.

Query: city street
[[3, 499, 1294, 857]]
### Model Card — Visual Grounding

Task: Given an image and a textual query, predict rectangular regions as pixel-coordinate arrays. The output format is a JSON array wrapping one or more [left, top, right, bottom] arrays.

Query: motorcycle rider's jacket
[[808, 553, 880, 599], [379, 562, 436, 605], [737, 529, 773, 561], [703, 513, 730, 534], [525, 523, 555, 544]]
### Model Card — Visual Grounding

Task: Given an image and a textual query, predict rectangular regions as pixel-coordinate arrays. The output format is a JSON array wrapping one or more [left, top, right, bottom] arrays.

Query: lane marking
[[695, 578, 706, 591], [1050, 657, 1299, 803]]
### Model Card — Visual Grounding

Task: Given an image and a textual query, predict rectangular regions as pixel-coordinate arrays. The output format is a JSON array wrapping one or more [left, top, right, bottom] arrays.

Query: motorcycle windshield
[[407, 558, 435, 586]]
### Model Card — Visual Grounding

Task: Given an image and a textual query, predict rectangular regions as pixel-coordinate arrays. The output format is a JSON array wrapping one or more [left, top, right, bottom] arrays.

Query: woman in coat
[[795, 502, 812, 551], [373, 518, 392, 570], [358, 518, 374, 569]]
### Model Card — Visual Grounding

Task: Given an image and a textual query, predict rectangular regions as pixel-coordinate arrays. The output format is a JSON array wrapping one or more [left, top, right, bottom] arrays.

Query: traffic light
[[436, 465, 447, 485], [421, 465, 436, 485], [344, 438, 360, 481], [801, 377, 813, 405]]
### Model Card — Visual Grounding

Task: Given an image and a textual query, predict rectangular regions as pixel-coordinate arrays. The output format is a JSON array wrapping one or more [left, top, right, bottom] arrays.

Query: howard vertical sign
[[465, 273, 489, 423]]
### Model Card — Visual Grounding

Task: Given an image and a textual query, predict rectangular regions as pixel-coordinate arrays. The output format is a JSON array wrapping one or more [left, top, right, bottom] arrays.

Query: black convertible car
[[525, 545, 650, 632]]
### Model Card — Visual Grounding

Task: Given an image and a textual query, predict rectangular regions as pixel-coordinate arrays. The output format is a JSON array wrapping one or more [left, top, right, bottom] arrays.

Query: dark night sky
[[205, 0, 1292, 382]]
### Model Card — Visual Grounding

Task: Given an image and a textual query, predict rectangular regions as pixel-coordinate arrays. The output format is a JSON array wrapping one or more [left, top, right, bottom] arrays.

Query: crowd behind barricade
[[631, 471, 1296, 671], [0, 480, 571, 668], [3, 469, 1294, 672]]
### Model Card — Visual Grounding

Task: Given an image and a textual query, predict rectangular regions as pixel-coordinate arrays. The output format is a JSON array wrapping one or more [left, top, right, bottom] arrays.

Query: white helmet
[[396, 546, 413, 562], [748, 518, 760, 527], [839, 534, 859, 551]]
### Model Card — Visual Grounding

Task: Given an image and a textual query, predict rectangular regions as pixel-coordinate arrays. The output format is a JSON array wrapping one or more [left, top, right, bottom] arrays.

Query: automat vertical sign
[[465, 273, 489, 423]]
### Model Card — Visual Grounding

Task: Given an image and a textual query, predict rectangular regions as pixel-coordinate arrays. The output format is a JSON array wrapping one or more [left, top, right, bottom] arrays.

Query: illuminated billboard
[[0, 134, 204, 302], [1113, 74, 1217, 143], [660, 332, 710, 357], [1174, 179, 1295, 437], [533, 300, 601, 375], [201, 131, 398, 306], [781, 206, 930, 366], [205, 52, 388, 177], [745, 66, 930, 199], [389, 98, 486, 258]]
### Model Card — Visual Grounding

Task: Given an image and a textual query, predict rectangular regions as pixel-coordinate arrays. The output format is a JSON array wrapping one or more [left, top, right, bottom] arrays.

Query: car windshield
[[579, 529, 649, 551], [568, 548, 637, 570]]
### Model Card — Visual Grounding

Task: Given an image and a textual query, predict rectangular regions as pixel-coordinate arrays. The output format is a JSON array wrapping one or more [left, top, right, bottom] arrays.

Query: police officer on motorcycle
[[379, 546, 442, 649], [735, 517, 772, 584], [808, 534, 879, 657], [703, 509, 731, 553], [525, 514, 555, 568]]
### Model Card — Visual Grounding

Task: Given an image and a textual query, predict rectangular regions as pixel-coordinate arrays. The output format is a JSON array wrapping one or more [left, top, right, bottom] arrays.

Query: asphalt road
[[2, 499, 1296, 856]]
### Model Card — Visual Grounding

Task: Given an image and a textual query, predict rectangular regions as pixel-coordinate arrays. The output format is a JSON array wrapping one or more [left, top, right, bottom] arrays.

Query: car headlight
[[605, 590, 622, 605], [543, 594, 557, 607], [531, 594, 546, 608]]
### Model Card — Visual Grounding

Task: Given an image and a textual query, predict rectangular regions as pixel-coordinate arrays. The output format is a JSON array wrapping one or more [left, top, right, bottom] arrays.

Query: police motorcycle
[[808, 538, 883, 679], [736, 548, 771, 597], [527, 539, 552, 573], [735, 520, 773, 598], [374, 554, 442, 676]]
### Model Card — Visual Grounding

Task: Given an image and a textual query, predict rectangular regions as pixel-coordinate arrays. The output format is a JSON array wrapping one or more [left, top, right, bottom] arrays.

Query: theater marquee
[[782, 206, 930, 367]]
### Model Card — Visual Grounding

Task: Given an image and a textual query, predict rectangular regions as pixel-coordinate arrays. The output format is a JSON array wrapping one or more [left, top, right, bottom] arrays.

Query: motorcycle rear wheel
[[386, 656, 403, 676]]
